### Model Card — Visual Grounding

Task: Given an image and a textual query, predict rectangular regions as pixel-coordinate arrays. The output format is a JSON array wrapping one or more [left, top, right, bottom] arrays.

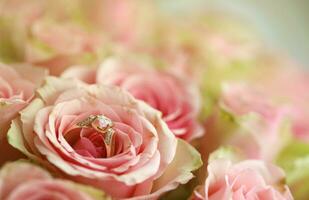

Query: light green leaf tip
[[276, 140, 309, 200], [152, 139, 202, 193], [208, 146, 243, 163], [7, 119, 32, 158], [69, 182, 112, 200]]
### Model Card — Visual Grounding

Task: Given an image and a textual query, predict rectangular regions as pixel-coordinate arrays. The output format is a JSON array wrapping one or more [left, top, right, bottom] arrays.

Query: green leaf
[[208, 146, 243, 163], [7, 119, 34, 159], [153, 139, 203, 200], [68, 181, 111, 200], [276, 140, 309, 200]]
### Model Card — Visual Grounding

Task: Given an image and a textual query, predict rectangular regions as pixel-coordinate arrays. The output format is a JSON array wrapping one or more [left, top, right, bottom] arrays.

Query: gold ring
[[77, 115, 115, 157]]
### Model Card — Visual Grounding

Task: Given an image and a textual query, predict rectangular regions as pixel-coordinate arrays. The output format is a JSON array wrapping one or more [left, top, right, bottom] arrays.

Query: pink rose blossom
[[62, 58, 203, 141], [220, 83, 290, 161], [99, 0, 137, 44], [87, 0, 154, 47], [220, 65, 309, 153], [0, 0, 45, 26], [25, 20, 104, 76], [29, 21, 103, 58], [0, 162, 105, 200], [256, 67, 309, 141], [0, 64, 34, 132], [0, 63, 47, 164], [8, 77, 201, 199], [192, 158, 293, 200]]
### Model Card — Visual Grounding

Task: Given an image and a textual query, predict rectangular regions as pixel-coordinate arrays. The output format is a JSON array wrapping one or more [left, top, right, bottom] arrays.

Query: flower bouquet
[[0, 1, 308, 200]]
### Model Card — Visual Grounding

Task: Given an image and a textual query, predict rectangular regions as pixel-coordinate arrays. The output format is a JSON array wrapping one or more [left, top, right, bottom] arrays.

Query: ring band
[[77, 115, 115, 157]]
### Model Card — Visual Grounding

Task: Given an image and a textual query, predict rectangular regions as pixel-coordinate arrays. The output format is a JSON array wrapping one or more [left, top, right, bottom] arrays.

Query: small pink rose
[[257, 67, 309, 142], [30, 21, 103, 57], [0, 65, 33, 131], [192, 158, 293, 200], [88, 0, 154, 47], [25, 20, 104, 76], [100, 0, 137, 44], [0, 162, 105, 200], [8, 77, 202, 199], [0, 63, 47, 164], [220, 83, 290, 161], [62, 58, 204, 141], [0, 0, 45, 26]]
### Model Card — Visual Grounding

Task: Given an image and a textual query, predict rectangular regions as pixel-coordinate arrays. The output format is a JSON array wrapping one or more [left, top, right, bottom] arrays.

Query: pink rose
[[0, 0, 45, 26], [192, 158, 293, 200], [87, 0, 155, 47], [62, 58, 203, 141], [219, 83, 290, 161], [97, 0, 137, 44], [223, 65, 309, 141], [0, 162, 107, 200], [256, 67, 309, 141], [0, 63, 47, 164], [8, 77, 202, 199], [29, 21, 103, 58], [25, 20, 104, 76]]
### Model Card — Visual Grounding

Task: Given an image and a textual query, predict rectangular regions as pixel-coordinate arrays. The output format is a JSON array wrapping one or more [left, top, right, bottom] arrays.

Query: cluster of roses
[[0, 1, 308, 200]]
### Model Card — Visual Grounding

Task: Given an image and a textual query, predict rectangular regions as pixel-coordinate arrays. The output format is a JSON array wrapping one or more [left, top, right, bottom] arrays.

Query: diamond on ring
[[95, 115, 113, 131]]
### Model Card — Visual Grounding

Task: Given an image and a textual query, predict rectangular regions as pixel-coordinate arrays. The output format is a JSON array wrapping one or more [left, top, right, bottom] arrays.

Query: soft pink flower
[[0, 63, 47, 164], [220, 83, 290, 161], [99, 0, 137, 44], [0, 64, 34, 133], [8, 77, 201, 199], [220, 65, 309, 148], [192, 158, 293, 200], [29, 21, 103, 58], [25, 20, 104, 76], [87, 0, 154, 47], [0, 0, 45, 26], [257, 67, 309, 142], [62, 58, 203, 141], [0, 162, 104, 200]]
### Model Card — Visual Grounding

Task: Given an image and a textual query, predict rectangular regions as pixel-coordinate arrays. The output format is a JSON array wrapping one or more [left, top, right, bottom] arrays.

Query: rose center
[[66, 115, 116, 158]]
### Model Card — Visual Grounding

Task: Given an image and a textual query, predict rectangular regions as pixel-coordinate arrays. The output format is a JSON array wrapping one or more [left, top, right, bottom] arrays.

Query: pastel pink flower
[[220, 83, 290, 161], [0, 0, 45, 26], [223, 66, 309, 144], [8, 77, 201, 199], [257, 67, 309, 142], [29, 21, 103, 58], [98, 0, 137, 44], [88, 0, 154, 47], [192, 158, 293, 200], [25, 20, 104, 76], [0, 63, 47, 164], [0, 162, 105, 200], [0, 64, 34, 133], [62, 58, 203, 141]]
